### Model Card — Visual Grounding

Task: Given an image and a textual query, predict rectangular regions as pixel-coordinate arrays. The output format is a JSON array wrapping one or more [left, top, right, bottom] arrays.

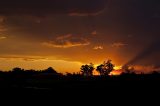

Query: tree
[[122, 65, 135, 74], [80, 63, 95, 76], [96, 60, 115, 76], [12, 67, 24, 74], [42, 67, 57, 74], [96, 64, 105, 76], [105, 60, 115, 75]]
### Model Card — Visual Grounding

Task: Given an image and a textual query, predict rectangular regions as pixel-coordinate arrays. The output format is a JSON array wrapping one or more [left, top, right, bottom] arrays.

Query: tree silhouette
[[12, 67, 24, 74], [42, 67, 57, 74], [96, 64, 105, 76], [122, 65, 135, 74], [96, 60, 115, 76], [80, 63, 94, 76]]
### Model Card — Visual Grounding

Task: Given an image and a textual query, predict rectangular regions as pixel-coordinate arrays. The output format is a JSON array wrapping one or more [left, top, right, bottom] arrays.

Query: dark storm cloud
[[124, 40, 160, 66], [0, 0, 108, 16], [1, 0, 160, 61]]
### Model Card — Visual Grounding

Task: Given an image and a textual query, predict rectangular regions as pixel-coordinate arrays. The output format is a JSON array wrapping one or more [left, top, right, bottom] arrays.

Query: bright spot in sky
[[0, 36, 7, 40], [114, 66, 122, 70]]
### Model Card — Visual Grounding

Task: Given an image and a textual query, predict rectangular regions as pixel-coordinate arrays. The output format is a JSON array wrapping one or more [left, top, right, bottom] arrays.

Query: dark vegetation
[[0, 60, 160, 98]]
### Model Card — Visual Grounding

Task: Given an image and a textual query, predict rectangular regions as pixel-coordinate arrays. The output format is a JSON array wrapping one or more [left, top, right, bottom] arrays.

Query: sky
[[0, 0, 160, 73]]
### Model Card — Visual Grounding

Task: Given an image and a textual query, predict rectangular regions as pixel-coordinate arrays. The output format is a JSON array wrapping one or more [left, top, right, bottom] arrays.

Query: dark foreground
[[0, 73, 160, 98]]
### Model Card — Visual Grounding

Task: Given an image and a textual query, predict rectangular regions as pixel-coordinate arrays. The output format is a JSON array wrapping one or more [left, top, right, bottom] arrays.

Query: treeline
[[0, 61, 160, 89], [0, 59, 160, 77], [0, 67, 63, 77]]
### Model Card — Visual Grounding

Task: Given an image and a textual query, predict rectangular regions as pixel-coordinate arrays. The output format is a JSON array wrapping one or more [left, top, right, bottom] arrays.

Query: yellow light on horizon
[[114, 65, 122, 70], [110, 65, 122, 76]]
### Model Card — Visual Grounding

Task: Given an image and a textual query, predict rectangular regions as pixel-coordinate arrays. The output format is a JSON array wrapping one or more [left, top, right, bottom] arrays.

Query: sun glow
[[94, 64, 123, 76], [110, 65, 122, 75], [109, 70, 122, 75], [114, 65, 122, 70]]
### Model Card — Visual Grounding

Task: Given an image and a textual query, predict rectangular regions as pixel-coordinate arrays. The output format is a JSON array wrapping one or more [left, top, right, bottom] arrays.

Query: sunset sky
[[0, 0, 160, 73]]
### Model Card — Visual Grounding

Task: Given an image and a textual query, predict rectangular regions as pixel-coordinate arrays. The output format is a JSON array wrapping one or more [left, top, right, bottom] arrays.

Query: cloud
[[91, 31, 97, 35], [124, 40, 160, 66], [0, 16, 7, 38], [0, 0, 108, 16], [0, 16, 5, 23], [69, 13, 98, 17], [93, 46, 103, 50], [133, 65, 160, 74], [111, 42, 128, 48], [153, 13, 160, 18], [0, 27, 7, 32], [68, 9, 105, 16], [0, 56, 48, 61], [68, 1, 107, 17], [43, 34, 90, 48], [0, 25, 7, 32], [56, 34, 72, 40], [0, 36, 7, 40], [120, 65, 160, 74], [0, 16, 7, 32]]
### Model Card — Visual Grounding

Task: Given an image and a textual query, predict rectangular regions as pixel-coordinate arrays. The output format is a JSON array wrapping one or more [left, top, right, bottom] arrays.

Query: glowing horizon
[[0, 0, 159, 74]]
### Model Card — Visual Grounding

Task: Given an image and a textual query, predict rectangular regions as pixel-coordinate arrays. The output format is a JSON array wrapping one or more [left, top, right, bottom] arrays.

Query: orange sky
[[0, 0, 159, 73]]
